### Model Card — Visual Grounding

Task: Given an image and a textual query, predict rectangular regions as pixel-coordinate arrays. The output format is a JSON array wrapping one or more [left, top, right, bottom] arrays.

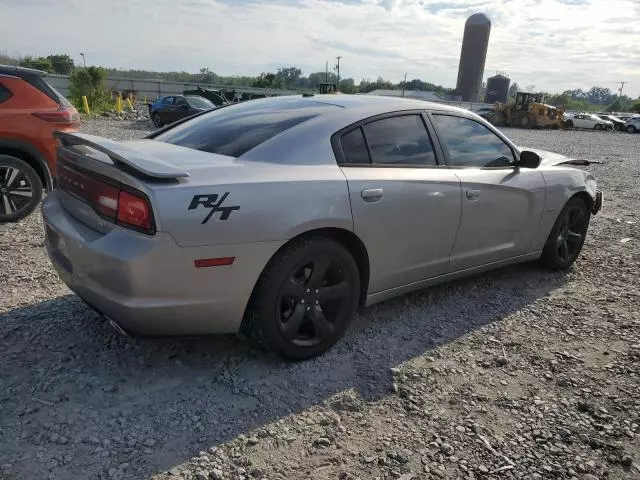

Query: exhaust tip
[[104, 315, 130, 337]]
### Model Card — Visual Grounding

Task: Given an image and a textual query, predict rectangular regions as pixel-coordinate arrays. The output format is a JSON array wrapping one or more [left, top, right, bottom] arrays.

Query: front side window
[[162, 96, 175, 105], [363, 115, 437, 166], [432, 115, 515, 168]]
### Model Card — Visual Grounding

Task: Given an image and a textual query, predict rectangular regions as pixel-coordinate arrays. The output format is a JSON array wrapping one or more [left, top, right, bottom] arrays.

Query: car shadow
[[0, 262, 568, 479]]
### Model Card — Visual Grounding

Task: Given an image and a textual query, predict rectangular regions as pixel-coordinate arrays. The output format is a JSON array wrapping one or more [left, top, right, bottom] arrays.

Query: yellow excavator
[[487, 92, 565, 129]]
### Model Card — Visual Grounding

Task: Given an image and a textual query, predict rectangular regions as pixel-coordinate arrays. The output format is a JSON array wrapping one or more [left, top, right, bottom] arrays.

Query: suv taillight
[[57, 162, 155, 234], [32, 106, 79, 124]]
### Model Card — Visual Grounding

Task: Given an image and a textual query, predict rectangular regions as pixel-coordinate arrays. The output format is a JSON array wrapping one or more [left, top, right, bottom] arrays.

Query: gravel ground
[[1, 118, 639, 480]]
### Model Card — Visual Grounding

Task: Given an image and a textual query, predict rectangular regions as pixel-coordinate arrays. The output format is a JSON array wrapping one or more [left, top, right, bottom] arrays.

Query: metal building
[[485, 74, 510, 104], [455, 13, 491, 102]]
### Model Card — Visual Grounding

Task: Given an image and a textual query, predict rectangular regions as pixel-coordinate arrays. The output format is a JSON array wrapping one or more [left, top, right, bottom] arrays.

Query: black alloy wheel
[[276, 254, 353, 348], [541, 197, 590, 270], [243, 237, 360, 359], [0, 155, 43, 223], [152, 113, 163, 128]]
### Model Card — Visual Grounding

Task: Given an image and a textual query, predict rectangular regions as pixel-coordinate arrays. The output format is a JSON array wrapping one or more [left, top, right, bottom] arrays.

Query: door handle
[[361, 188, 383, 202], [465, 189, 481, 200]]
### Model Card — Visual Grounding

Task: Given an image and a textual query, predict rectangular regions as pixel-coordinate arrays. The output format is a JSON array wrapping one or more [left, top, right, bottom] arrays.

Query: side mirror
[[518, 150, 541, 169]]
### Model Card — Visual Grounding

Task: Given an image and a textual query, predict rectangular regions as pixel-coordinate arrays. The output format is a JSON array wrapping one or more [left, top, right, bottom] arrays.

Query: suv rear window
[[153, 97, 337, 157], [0, 81, 12, 103], [22, 75, 63, 104]]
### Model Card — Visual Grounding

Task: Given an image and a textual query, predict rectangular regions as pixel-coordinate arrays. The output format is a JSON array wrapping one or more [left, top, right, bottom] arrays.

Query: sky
[[1, 0, 639, 97]]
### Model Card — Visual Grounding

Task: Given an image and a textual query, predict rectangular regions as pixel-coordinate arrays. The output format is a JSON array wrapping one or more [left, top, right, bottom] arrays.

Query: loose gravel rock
[[1, 120, 639, 479]]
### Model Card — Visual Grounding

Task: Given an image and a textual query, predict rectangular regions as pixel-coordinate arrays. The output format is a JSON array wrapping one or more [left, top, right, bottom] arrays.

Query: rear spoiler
[[54, 131, 190, 179]]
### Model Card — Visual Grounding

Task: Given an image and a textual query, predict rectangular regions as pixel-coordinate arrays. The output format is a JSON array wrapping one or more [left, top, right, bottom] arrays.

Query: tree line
[[2, 52, 638, 112]]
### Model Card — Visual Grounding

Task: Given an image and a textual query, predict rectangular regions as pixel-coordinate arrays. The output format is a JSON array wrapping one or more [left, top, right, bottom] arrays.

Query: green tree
[[339, 78, 356, 94], [276, 67, 302, 89], [47, 54, 74, 75], [508, 82, 519, 100], [632, 100, 640, 113], [69, 66, 109, 110], [21, 56, 53, 72]]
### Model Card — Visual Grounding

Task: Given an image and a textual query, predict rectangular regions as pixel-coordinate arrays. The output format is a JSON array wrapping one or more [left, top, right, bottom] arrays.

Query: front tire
[[627, 125, 637, 133], [565, 120, 574, 129], [594, 124, 602, 130], [0, 155, 43, 223], [243, 236, 360, 360], [540, 197, 591, 270]]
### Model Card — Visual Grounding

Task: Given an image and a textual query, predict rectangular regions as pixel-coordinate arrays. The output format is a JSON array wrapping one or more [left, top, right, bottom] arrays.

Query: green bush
[[69, 67, 111, 112]]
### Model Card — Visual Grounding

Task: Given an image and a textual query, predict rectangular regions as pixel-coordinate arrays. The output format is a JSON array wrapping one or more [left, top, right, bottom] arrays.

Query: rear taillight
[[57, 162, 155, 234], [117, 190, 152, 231], [32, 106, 79, 124]]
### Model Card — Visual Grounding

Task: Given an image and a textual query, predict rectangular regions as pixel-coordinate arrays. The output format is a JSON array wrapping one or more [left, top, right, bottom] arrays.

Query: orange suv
[[0, 65, 79, 222]]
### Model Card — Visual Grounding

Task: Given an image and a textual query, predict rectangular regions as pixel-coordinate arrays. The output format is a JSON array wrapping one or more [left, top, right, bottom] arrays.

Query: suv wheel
[[0, 155, 43, 222], [627, 125, 637, 133]]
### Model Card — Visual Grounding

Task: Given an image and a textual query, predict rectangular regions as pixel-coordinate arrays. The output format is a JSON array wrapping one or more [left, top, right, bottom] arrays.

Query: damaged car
[[42, 95, 602, 359]]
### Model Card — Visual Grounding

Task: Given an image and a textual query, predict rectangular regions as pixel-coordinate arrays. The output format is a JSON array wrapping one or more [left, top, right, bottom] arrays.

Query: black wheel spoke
[[308, 306, 333, 341], [281, 281, 306, 301], [568, 209, 584, 228], [317, 280, 350, 301], [559, 239, 569, 261], [307, 257, 332, 288], [280, 303, 306, 341], [567, 229, 582, 244]]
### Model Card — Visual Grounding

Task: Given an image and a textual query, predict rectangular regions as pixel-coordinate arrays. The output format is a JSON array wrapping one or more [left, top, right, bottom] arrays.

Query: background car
[[624, 116, 640, 133], [565, 113, 613, 130], [44, 95, 601, 359], [0, 64, 79, 222], [148, 95, 215, 127], [596, 114, 625, 131]]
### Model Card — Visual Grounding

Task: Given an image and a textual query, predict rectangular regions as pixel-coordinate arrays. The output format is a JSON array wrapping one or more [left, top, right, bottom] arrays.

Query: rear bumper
[[42, 192, 280, 335]]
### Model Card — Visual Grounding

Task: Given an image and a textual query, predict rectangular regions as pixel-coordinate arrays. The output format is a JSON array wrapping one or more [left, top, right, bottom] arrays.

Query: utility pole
[[619, 81, 628, 98], [325, 61, 328, 83], [80, 53, 86, 68], [335, 56, 342, 88], [402, 72, 407, 97]]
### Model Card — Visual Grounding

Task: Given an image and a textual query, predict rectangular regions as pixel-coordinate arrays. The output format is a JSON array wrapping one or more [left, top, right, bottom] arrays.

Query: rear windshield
[[23, 75, 63, 104], [153, 97, 337, 157]]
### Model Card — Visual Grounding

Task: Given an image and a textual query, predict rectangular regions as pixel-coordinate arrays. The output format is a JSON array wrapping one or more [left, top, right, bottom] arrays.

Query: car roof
[[0, 64, 48, 78], [307, 94, 467, 115]]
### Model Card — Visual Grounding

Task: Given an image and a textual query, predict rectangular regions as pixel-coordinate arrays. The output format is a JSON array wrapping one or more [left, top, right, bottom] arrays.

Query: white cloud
[[0, 0, 638, 96]]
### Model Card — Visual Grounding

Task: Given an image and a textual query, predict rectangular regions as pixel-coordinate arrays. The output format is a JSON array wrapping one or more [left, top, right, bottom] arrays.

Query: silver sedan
[[42, 95, 602, 359]]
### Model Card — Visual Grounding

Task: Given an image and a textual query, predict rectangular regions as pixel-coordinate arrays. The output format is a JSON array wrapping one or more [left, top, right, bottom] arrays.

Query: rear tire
[[152, 113, 163, 128], [594, 124, 602, 130], [0, 155, 43, 223], [540, 197, 591, 270], [242, 236, 360, 360]]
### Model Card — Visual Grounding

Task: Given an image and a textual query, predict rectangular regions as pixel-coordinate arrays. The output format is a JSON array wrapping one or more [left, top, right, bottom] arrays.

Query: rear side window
[[340, 128, 370, 164], [154, 97, 336, 157], [0, 81, 12, 103], [364, 115, 437, 166]]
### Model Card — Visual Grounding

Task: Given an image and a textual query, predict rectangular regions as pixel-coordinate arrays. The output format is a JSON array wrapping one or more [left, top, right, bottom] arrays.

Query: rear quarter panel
[[151, 163, 353, 247]]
